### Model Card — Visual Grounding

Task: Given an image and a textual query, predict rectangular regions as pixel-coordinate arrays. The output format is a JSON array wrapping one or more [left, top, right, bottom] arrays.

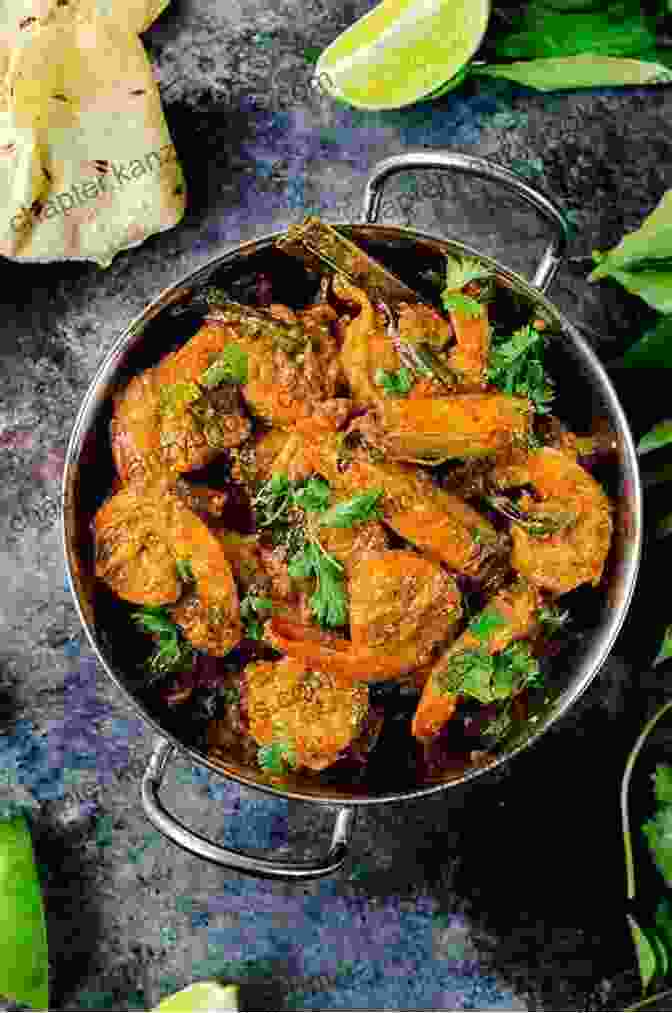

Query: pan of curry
[[62, 151, 642, 878]]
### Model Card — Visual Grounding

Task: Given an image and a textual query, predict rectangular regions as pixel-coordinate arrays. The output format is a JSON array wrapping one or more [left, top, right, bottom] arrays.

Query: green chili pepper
[[0, 813, 49, 1010]]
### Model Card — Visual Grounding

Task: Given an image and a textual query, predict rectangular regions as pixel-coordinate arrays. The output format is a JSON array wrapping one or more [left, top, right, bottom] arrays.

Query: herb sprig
[[239, 594, 274, 640], [131, 605, 195, 678], [437, 640, 542, 704], [257, 739, 297, 775], [487, 323, 555, 413], [252, 473, 383, 629]]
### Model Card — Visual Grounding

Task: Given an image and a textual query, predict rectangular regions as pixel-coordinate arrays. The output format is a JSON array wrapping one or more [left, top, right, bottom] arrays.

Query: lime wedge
[[154, 982, 239, 1012], [314, 0, 491, 110]]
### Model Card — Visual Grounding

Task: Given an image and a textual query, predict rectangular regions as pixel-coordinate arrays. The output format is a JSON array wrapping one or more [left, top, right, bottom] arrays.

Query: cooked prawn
[[412, 580, 541, 742], [492, 445, 613, 594]]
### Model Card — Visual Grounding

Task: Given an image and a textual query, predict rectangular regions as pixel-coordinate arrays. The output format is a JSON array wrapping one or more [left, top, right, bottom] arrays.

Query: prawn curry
[[92, 220, 614, 784]]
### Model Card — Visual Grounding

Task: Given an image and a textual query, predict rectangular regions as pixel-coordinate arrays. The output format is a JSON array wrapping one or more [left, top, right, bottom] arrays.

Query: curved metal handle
[[141, 737, 356, 880], [362, 150, 569, 293]]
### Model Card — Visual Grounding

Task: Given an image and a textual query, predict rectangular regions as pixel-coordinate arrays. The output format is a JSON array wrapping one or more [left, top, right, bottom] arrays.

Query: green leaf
[[655, 897, 672, 960], [0, 814, 49, 1011], [468, 607, 508, 643], [653, 765, 672, 806], [293, 476, 331, 513], [319, 489, 384, 528], [257, 740, 297, 775], [638, 421, 672, 455], [588, 190, 672, 311], [485, 6, 659, 63], [437, 649, 495, 700], [487, 323, 554, 413], [537, 604, 570, 633], [476, 54, 672, 91], [239, 594, 274, 639], [175, 558, 194, 583], [444, 254, 492, 291], [441, 292, 485, 318], [616, 316, 672, 369], [158, 380, 201, 416], [374, 366, 416, 397], [131, 607, 194, 675], [200, 343, 248, 386], [628, 914, 659, 995], [643, 805, 672, 885], [309, 551, 348, 628]]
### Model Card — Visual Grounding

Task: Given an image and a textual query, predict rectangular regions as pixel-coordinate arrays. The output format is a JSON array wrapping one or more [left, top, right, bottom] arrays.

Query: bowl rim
[[61, 222, 644, 806]]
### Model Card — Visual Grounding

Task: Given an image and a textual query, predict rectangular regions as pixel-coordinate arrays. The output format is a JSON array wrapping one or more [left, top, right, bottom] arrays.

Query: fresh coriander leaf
[[441, 291, 485, 318], [287, 545, 316, 580], [253, 472, 293, 527], [200, 343, 248, 387], [468, 607, 508, 643], [175, 558, 194, 583], [496, 642, 542, 692], [131, 606, 194, 676], [487, 324, 554, 413], [538, 604, 570, 633], [444, 254, 492, 291], [239, 594, 274, 639], [638, 421, 672, 455], [437, 649, 494, 699], [257, 740, 297, 775], [628, 914, 659, 995], [293, 476, 331, 512], [482, 704, 514, 743], [643, 805, 672, 886], [309, 551, 348, 628], [221, 686, 240, 705], [374, 366, 415, 397], [159, 380, 201, 416], [319, 489, 384, 528]]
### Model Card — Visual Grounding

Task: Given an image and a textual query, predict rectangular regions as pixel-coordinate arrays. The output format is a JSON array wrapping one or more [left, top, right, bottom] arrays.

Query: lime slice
[[0, 814, 49, 1012], [314, 0, 491, 111], [154, 982, 239, 1012]]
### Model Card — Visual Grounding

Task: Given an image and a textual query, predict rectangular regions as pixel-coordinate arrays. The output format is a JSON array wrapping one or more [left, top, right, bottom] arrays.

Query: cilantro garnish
[[200, 343, 249, 387], [239, 594, 274, 640], [175, 558, 194, 583], [444, 254, 493, 292], [257, 739, 297, 775], [468, 607, 508, 643], [537, 604, 570, 633], [319, 489, 383, 528], [486, 323, 555, 413], [437, 640, 541, 703], [159, 380, 201, 416], [374, 366, 416, 397], [131, 605, 194, 677], [441, 292, 485, 319], [253, 474, 382, 629]]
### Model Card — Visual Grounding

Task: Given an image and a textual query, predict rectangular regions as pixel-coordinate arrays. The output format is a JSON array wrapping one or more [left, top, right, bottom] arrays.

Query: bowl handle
[[361, 150, 569, 294], [140, 736, 356, 879]]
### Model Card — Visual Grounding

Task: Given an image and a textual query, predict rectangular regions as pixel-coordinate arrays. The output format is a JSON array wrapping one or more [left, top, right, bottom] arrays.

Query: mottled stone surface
[[2, 0, 672, 1009]]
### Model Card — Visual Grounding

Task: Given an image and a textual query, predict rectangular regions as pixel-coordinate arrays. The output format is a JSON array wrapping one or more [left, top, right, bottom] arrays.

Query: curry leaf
[[616, 316, 672, 369], [628, 914, 660, 995], [653, 626, 672, 667], [588, 191, 672, 313], [639, 422, 672, 455], [476, 54, 672, 91], [0, 814, 49, 1011]]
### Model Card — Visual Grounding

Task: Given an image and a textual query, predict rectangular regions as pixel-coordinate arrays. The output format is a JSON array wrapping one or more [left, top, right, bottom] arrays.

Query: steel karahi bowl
[[62, 151, 642, 879]]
